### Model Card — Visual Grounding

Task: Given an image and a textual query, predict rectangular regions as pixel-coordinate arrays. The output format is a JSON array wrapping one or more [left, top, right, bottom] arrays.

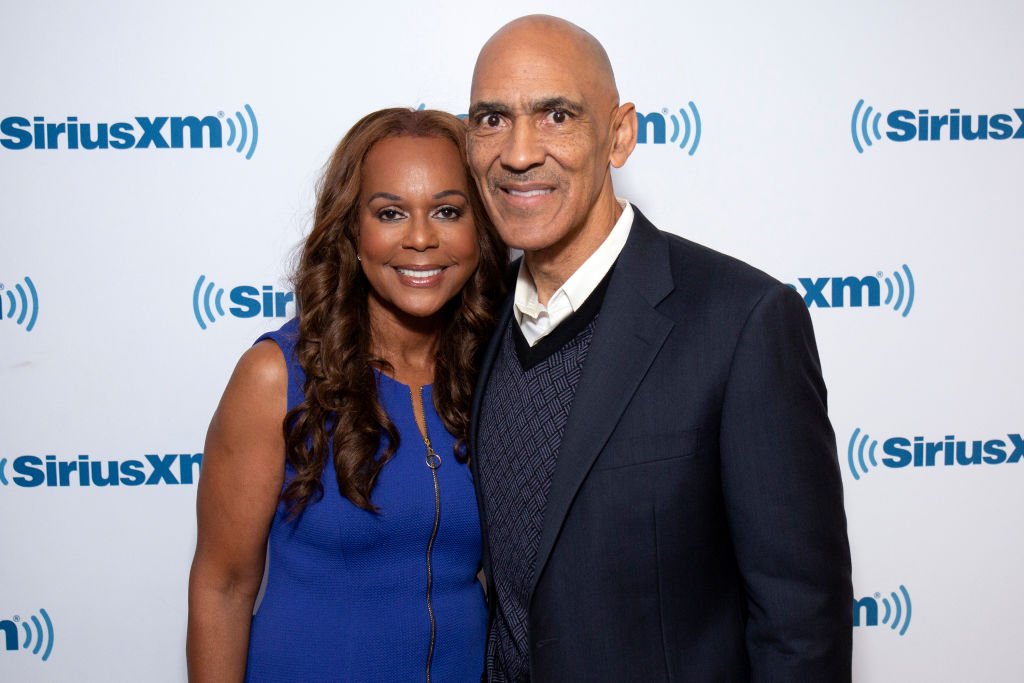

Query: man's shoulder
[[630, 208, 785, 302], [622, 211, 811, 344]]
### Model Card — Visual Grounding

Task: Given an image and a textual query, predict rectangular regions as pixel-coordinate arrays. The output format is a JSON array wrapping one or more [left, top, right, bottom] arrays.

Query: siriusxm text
[[636, 111, 675, 144], [787, 276, 881, 308], [230, 285, 294, 318], [7, 453, 203, 487], [1, 116, 222, 150], [0, 620, 18, 650], [882, 434, 1022, 468], [887, 108, 1024, 142], [853, 597, 882, 627]]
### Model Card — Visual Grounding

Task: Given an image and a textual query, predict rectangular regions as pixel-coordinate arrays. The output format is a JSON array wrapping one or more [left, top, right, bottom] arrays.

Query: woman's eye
[[435, 206, 462, 220], [377, 208, 404, 221]]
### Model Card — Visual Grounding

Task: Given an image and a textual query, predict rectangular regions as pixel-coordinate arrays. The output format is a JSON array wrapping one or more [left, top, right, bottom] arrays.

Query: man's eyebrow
[[467, 101, 510, 119], [530, 97, 584, 115]]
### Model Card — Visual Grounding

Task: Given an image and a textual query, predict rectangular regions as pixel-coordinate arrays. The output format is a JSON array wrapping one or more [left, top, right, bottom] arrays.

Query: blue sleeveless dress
[[245, 319, 487, 682]]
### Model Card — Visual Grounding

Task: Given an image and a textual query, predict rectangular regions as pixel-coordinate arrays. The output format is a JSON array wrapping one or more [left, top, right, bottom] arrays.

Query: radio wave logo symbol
[[192, 274, 226, 330], [879, 586, 913, 636], [851, 99, 884, 153], [854, 586, 913, 636], [0, 608, 54, 661], [847, 427, 880, 481], [0, 457, 8, 485], [0, 276, 39, 332], [665, 103, 702, 156], [218, 104, 259, 160], [881, 264, 915, 317]]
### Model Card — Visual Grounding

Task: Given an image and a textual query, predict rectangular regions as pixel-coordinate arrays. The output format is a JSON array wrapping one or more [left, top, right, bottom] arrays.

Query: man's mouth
[[503, 187, 554, 198]]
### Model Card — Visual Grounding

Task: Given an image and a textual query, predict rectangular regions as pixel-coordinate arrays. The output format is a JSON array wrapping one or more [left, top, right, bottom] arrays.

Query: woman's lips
[[395, 266, 444, 278], [393, 265, 448, 287]]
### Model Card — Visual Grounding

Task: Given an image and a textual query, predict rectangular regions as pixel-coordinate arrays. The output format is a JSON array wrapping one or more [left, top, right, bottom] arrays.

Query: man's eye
[[484, 113, 502, 127], [550, 110, 568, 124]]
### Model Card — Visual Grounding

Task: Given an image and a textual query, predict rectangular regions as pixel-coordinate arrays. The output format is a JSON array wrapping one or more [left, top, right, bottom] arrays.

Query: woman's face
[[357, 135, 480, 326]]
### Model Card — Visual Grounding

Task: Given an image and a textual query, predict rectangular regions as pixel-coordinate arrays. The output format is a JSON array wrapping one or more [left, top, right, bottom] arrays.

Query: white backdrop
[[2, 1, 1022, 680]]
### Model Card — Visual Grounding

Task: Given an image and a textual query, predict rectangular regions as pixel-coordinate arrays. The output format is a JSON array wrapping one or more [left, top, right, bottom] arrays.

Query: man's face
[[467, 38, 618, 256]]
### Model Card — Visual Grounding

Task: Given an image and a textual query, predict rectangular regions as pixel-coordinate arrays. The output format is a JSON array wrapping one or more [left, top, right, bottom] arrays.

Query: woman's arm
[[187, 341, 288, 682]]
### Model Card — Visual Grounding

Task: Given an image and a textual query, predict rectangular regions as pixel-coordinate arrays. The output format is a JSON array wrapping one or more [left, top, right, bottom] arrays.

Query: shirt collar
[[514, 200, 634, 324]]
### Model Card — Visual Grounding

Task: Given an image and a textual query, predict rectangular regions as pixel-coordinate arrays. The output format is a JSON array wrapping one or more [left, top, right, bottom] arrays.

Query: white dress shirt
[[513, 200, 634, 346]]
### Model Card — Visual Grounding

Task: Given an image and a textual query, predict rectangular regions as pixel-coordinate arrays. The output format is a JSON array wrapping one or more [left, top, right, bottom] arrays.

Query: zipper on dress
[[411, 386, 442, 683]]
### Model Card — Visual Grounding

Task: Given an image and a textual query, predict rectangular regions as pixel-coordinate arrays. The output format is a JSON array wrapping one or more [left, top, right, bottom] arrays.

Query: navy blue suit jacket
[[471, 207, 853, 682]]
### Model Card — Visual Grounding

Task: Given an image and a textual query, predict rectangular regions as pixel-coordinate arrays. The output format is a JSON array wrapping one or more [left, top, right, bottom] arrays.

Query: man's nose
[[500, 119, 545, 171]]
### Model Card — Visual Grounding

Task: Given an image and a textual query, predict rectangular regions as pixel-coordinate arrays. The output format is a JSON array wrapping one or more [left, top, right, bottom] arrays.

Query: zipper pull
[[425, 444, 442, 470], [412, 386, 443, 469]]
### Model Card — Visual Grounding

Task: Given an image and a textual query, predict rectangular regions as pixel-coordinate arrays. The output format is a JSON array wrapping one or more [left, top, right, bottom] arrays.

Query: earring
[[356, 255, 361, 262]]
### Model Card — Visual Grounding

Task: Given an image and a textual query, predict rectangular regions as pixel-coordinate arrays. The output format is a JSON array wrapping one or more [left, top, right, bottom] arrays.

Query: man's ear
[[609, 102, 637, 168]]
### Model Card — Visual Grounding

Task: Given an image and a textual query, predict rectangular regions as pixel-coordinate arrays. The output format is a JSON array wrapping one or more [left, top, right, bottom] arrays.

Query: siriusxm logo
[[1, 608, 54, 662], [853, 585, 912, 636], [0, 453, 202, 487], [851, 99, 1024, 153], [786, 264, 915, 317], [0, 276, 39, 332], [635, 103, 702, 155], [0, 104, 258, 160], [847, 427, 1023, 480], [192, 275, 294, 330]]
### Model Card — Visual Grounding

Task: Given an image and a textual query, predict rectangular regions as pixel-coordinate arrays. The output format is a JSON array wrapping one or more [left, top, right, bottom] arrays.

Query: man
[[467, 15, 852, 683]]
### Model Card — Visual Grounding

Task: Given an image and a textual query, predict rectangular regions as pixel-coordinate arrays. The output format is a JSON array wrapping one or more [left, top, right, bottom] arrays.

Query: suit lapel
[[529, 209, 675, 601]]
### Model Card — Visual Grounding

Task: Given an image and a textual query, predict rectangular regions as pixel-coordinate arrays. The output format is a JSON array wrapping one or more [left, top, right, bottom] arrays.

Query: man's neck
[[525, 195, 623, 305]]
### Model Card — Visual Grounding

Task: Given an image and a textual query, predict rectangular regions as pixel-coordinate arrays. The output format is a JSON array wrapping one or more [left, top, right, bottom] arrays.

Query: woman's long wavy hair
[[283, 108, 506, 517]]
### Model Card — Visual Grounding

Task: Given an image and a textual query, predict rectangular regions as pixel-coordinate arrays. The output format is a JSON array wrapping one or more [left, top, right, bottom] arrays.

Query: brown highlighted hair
[[284, 108, 506, 516]]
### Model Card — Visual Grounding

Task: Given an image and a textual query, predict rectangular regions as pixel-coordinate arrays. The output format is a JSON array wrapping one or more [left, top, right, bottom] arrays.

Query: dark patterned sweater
[[478, 277, 608, 683]]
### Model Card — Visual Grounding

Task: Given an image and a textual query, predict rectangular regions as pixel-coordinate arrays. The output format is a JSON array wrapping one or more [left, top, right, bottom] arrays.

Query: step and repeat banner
[[2, 1, 1021, 680]]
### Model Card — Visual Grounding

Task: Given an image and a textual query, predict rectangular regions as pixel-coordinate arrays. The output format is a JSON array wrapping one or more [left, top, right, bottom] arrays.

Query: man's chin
[[492, 207, 557, 239], [496, 228, 567, 255]]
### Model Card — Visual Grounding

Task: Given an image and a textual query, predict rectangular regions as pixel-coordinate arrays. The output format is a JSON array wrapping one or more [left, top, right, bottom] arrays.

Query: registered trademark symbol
[[218, 111, 225, 118], [661, 108, 669, 115], [874, 592, 881, 599], [13, 615, 19, 622], [0, 283, 5, 290], [876, 271, 883, 278]]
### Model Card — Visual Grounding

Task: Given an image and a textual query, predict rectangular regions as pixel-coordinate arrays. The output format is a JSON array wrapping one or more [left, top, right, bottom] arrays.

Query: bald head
[[465, 15, 637, 292], [472, 15, 619, 108]]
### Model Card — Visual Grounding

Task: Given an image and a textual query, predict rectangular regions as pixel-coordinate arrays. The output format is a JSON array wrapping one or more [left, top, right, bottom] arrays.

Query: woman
[[187, 108, 506, 682]]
